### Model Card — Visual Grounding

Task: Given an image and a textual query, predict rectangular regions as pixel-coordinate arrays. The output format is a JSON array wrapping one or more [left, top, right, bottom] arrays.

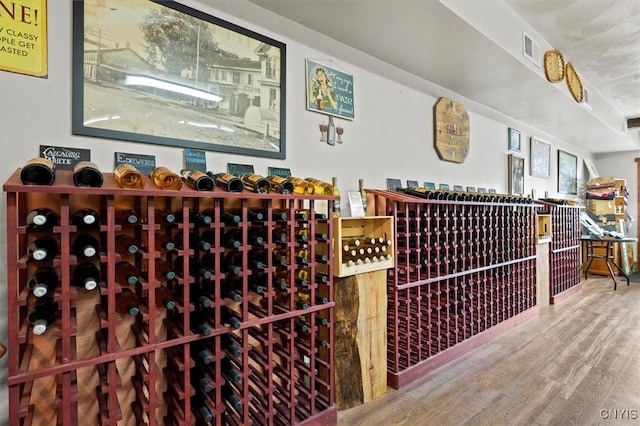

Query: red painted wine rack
[[366, 189, 539, 389], [4, 169, 337, 426], [538, 202, 582, 304]]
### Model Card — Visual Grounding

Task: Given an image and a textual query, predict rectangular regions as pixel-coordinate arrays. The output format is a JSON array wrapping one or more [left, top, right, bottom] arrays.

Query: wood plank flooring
[[337, 277, 640, 425]]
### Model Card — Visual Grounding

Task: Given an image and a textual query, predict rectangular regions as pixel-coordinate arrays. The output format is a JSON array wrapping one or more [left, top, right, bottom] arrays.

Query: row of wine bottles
[[402, 186, 535, 204]]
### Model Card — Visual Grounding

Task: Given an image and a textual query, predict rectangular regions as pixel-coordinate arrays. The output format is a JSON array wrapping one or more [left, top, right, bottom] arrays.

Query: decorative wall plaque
[[434, 97, 470, 163]]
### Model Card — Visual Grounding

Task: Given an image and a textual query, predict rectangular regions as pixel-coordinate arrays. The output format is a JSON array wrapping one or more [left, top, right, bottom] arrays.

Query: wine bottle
[[220, 210, 241, 226], [174, 230, 211, 251], [271, 249, 289, 267], [115, 234, 139, 255], [332, 176, 341, 218], [115, 209, 139, 226], [72, 261, 100, 291], [26, 266, 58, 298], [247, 227, 266, 246], [115, 261, 140, 286], [327, 115, 336, 145], [191, 368, 214, 393], [72, 208, 99, 229], [265, 175, 295, 194], [114, 164, 145, 189], [359, 178, 368, 216], [220, 280, 242, 303], [221, 306, 242, 329], [238, 173, 271, 193], [272, 226, 288, 244], [154, 259, 176, 281], [174, 256, 213, 280], [221, 228, 243, 250], [115, 288, 141, 317], [221, 333, 242, 359], [155, 287, 176, 310], [26, 208, 58, 230], [154, 209, 176, 225], [20, 157, 56, 186], [27, 236, 58, 261], [223, 251, 243, 276], [27, 297, 58, 335], [180, 169, 214, 191], [221, 357, 242, 384], [207, 172, 244, 192], [72, 233, 100, 258], [150, 166, 183, 190], [73, 161, 103, 187], [288, 177, 315, 195], [305, 178, 334, 196], [295, 269, 309, 288], [174, 209, 213, 226], [190, 311, 212, 336], [154, 233, 176, 253], [222, 384, 242, 412], [191, 395, 213, 423]]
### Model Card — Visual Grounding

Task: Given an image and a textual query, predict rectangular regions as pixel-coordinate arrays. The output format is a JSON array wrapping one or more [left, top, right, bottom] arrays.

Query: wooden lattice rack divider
[[366, 189, 539, 389], [4, 169, 338, 426]]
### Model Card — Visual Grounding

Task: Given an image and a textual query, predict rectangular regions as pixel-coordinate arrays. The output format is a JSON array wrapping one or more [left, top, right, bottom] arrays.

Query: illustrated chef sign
[[0, 0, 48, 77], [434, 97, 470, 163]]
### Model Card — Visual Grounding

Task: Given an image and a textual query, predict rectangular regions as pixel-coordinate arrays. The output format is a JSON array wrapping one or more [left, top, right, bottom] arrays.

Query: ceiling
[[244, 0, 640, 154]]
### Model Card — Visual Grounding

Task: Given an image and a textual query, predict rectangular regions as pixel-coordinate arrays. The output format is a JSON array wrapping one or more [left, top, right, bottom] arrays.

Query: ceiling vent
[[523, 32, 540, 67], [628, 117, 640, 130], [582, 87, 592, 110]]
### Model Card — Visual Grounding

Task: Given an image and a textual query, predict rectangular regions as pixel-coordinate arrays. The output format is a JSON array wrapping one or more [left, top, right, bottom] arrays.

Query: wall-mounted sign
[[267, 167, 291, 177], [434, 97, 470, 163], [0, 0, 48, 77], [306, 59, 354, 120], [183, 149, 206, 172], [114, 152, 156, 175], [39, 145, 89, 170], [228, 163, 255, 175]]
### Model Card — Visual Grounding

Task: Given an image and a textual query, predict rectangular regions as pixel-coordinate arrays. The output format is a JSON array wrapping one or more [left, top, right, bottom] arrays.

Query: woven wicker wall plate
[[565, 62, 584, 103], [543, 50, 565, 83]]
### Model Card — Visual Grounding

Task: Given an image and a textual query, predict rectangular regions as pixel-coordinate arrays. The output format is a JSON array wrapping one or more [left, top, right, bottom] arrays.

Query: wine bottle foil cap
[[83, 214, 96, 225], [32, 214, 47, 226], [32, 248, 47, 261], [32, 283, 48, 298], [84, 278, 98, 291], [32, 319, 47, 335], [83, 246, 97, 257]]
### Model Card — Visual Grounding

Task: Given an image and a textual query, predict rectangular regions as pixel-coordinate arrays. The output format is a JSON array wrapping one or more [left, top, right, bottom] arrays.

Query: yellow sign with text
[[0, 0, 47, 77]]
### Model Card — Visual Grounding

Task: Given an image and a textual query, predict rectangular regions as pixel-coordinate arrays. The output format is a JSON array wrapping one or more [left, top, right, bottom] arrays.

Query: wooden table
[[581, 236, 637, 290]]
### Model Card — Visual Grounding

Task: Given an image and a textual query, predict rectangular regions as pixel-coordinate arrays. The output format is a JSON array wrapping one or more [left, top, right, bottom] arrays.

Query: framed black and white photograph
[[508, 154, 525, 195], [558, 150, 578, 194], [73, 0, 286, 159], [530, 137, 550, 178], [508, 127, 521, 152]]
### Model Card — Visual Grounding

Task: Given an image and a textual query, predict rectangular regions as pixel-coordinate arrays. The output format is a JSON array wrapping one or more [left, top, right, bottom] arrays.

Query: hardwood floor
[[337, 277, 640, 425]]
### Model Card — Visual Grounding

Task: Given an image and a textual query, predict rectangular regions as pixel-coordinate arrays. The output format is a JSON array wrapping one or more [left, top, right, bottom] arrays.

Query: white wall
[[0, 0, 595, 421]]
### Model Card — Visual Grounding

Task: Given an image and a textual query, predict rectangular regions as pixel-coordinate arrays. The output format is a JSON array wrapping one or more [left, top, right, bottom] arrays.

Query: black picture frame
[[557, 149, 578, 194], [72, 0, 287, 159]]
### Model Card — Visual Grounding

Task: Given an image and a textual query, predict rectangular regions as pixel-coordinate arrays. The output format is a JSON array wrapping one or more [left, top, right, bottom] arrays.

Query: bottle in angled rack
[[221, 306, 242, 329], [288, 177, 315, 195], [155, 287, 177, 311], [154, 209, 176, 225], [305, 178, 334, 196], [207, 172, 244, 192], [73, 161, 104, 187], [222, 384, 242, 412], [174, 256, 213, 280], [72, 233, 100, 258], [332, 176, 341, 218], [180, 169, 215, 191], [239, 173, 271, 193], [26, 266, 59, 298], [27, 297, 58, 335], [150, 166, 182, 190], [72, 208, 100, 229], [27, 236, 58, 261], [191, 395, 213, 424], [154, 259, 176, 281], [115, 288, 141, 317], [173, 230, 211, 251], [114, 164, 145, 189], [174, 209, 213, 227], [115, 209, 139, 227], [154, 233, 176, 253], [72, 261, 101, 291], [115, 234, 139, 255], [220, 210, 241, 226], [265, 175, 295, 194], [26, 208, 58, 230], [20, 157, 56, 186]]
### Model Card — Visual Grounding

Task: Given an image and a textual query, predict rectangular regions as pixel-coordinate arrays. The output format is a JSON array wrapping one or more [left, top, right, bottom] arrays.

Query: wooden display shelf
[[332, 216, 394, 277]]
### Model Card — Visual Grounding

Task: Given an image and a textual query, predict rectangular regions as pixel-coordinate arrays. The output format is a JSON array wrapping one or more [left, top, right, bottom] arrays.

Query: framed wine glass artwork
[[530, 137, 550, 178]]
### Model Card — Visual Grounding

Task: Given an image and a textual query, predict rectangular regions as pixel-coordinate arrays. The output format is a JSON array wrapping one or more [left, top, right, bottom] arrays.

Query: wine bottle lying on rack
[[20, 157, 56, 186], [27, 236, 58, 261], [239, 173, 271, 193], [73, 161, 104, 188], [26, 208, 58, 230], [173, 231, 211, 251], [150, 166, 182, 190], [265, 175, 295, 194], [73, 208, 99, 229], [180, 170, 214, 191], [27, 297, 58, 335], [115, 234, 139, 255], [115, 288, 141, 317], [73, 261, 100, 291], [207, 172, 244, 192], [27, 266, 59, 298], [174, 256, 213, 280], [115, 209, 139, 226], [114, 164, 145, 189], [115, 261, 139, 286], [72, 233, 100, 258]]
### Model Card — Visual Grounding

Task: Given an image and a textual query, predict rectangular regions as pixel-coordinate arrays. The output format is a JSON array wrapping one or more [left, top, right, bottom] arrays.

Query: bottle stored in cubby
[[180, 169, 214, 191], [272, 226, 288, 244], [220, 280, 242, 302], [154, 209, 176, 225], [359, 178, 368, 216], [114, 164, 145, 189], [247, 227, 266, 246], [222, 384, 243, 412], [20, 157, 55, 186], [27, 266, 58, 298], [72, 208, 99, 229], [154, 259, 176, 281], [221, 228, 243, 250], [239, 173, 271, 193], [219, 210, 241, 226], [265, 175, 295, 194], [332, 176, 341, 218], [73, 161, 103, 187], [27, 297, 58, 335], [271, 209, 288, 222], [26, 208, 58, 230], [72, 261, 100, 291], [174, 209, 212, 227], [222, 251, 243, 276], [173, 230, 211, 251], [115, 288, 141, 317], [154, 233, 176, 253], [115, 234, 139, 255], [115, 261, 139, 286], [221, 357, 242, 384], [305, 177, 334, 196], [155, 287, 177, 310], [190, 311, 212, 336], [221, 333, 242, 359], [207, 172, 244, 192], [174, 256, 213, 280], [221, 306, 242, 329], [27, 236, 58, 261], [191, 367, 214, 393], [150, 166, 182, 190], [72, 233, 100, 258], [115, 209, 139, 226], [191, 395, 213, 423]]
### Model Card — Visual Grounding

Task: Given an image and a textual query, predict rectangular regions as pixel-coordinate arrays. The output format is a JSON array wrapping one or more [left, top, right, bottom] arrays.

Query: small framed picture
[[508, 127, 521, 152]]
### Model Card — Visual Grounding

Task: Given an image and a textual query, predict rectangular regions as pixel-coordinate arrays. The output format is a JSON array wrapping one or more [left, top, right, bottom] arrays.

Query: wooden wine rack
[[366, 189, 539, 389], [4, 169, 338, 426], [537, 201, 582, 304]]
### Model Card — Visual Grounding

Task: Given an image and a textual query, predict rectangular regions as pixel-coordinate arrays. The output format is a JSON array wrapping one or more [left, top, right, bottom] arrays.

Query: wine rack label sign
[[267, 167, 292, 177], [183, 149, 207, 172], [386, 178, 403, 191], [424, 182, 436, 190], [114, 152, 156, 175], [40, 145, 90, 170], [227, 163, 255, 175]]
